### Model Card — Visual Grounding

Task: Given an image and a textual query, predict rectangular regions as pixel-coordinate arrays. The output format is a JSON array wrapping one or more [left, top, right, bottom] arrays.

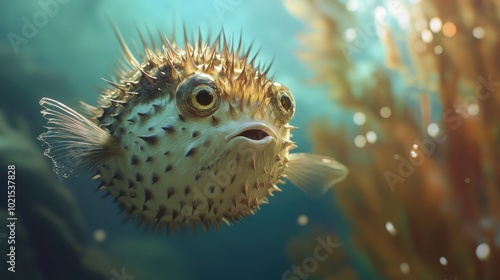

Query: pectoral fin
[[285, 153, 348, 197], [38, 97, 119, 178]]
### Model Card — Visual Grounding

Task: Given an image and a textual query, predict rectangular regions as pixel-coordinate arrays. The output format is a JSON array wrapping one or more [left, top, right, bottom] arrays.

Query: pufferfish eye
[[270, 83, 295, 123], [176, 74, 221, 118]]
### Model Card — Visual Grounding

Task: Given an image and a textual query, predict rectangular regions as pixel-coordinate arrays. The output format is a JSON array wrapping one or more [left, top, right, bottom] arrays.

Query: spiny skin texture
[[85, 28, 297, 233]]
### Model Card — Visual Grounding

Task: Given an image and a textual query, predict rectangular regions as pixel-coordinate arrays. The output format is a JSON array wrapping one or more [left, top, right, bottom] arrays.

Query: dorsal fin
[[38, 97, 120, 178]]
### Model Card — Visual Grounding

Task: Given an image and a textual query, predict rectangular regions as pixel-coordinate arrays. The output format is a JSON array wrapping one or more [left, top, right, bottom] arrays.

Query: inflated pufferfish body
[[38, 27, 348, 233]]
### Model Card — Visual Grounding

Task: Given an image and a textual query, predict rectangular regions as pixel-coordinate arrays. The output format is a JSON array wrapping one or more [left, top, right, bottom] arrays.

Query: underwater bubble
[[464, 177, 471, 184], [472, 26, 485, 39], [385, 221, 397, 236], [380, 107, 392, 118], [476, 243, 491, 260], [467, 103, 480, 115], [429, 17, 442, 33], [439, 256, 448, 266], [400, 262, 410, 274], [297, 215, 309, 226], [443, 22, 457, 37], [344, 28, 357, 42], [354, 135, 367, 148], [434, 45, 443, 55], [421, 29, 433, 43], [394, 154, 400, 160], [427, 123, 440, 137], [414, 18, 427, 32], [410, 144, 418, 158], [353, 112, 366, 126], [93, 229, 106, 242], [346, 0, 359, 11], [410, 150, 417, 158], [366, 131, 377, 143]]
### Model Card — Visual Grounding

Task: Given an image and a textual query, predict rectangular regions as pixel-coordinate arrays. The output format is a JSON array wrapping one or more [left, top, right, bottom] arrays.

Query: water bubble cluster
[[410, 144, 418, 158]]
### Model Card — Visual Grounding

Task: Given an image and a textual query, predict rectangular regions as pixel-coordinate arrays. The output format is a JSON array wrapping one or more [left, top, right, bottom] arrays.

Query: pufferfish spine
[[38, 25, 349, 234]]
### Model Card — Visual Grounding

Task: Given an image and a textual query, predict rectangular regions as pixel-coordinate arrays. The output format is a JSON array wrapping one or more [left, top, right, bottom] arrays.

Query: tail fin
[[38, 97, 119, 178]]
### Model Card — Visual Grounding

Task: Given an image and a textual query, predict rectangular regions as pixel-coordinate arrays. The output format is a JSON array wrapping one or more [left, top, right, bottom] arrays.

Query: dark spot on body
[[112, 170, 122, 181], [151, 174, 159, 185], [146, 156, 153, 163], [155, 205, 167, 221], [178, 114, 185, 122], [167, 187, 175, 199], [140, 146, 144, 151], [164, 151, 171, 156], [181, 127, 186, 131], [184, 186, 191, 196], [128, 180, 136, 189], [135, 173, 144, 182], [148, 127, 154, 131], [131, 156, 139, 165], [152, 104, 162, 112], [127, 118, 135, 124], [172, 209, 180, 221], [211, 115, 220, 126], [185, 147, 196, 157], [144, 188, 153, 202], [165, 165, 172, 173], [162, 125, 175, 133], [192, 200, 200, 211], [192, 131, 199, 138], [208, 199, 214, 212], [139, 135, 158, 145], [137, 112, 149, 119], [194, 174, 200, 181]]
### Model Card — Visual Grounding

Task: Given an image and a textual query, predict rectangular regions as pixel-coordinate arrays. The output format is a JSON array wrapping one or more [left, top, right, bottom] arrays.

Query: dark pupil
[[280, 95, 292, 111], [195, 89, 214, 106]]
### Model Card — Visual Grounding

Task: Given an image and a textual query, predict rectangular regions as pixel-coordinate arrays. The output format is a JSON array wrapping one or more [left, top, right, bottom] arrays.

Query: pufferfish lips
[[226, 122, 277, 148]]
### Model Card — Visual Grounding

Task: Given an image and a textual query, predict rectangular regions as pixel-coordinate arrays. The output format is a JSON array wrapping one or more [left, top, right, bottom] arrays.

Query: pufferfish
[[38, 27, 348, 233]]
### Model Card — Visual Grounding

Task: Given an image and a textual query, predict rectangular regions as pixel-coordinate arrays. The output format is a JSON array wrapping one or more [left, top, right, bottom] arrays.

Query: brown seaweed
[[284, 0, 500, 278]]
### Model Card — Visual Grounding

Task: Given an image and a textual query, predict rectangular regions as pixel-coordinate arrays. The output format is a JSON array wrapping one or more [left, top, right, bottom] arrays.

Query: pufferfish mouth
[[226, 122, 277, 146]]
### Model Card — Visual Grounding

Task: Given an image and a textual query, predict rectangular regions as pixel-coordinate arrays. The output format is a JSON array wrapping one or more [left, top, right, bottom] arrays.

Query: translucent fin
[[286, 153, 348, 197], [38, 97, 118, 178]]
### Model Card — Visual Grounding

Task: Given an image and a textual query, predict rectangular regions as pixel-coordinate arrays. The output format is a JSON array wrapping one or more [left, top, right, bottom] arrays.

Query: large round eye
[[176, 74, 221, 118], [271, 84, 295, 123]]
